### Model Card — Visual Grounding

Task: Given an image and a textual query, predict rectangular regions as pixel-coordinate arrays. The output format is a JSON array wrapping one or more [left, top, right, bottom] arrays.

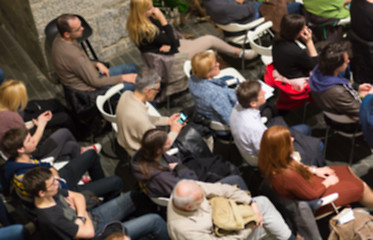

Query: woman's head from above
[[130, 0, 153, 17], [0, 79, 28, 112], [258, 126, 294, 177], [191, 52, 220, 79], [279, 14, 306, 41], [127, 0, 158, 45], [140, 128, 170, 161]]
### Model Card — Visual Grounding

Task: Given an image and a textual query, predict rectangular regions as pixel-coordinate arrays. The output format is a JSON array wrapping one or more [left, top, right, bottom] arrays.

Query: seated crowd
[[2, 0, 373, 239]]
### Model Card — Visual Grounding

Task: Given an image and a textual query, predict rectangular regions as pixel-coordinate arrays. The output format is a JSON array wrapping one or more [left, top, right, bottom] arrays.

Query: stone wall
[[2, 0, 136, 78], [0, 0, 46, 75]]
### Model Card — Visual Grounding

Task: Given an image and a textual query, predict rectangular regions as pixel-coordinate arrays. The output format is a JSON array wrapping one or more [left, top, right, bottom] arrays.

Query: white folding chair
[[216, 17, 266, 46], [150, 197, 170, 207], [247, 21, 274, 66], [216, 17, 266, 70], [96, 83, 124, 133]]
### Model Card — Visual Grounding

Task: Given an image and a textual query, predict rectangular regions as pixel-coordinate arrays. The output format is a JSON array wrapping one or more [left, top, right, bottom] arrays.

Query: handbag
[[328, 208, 373, 240], [209, 196, 259, 237]]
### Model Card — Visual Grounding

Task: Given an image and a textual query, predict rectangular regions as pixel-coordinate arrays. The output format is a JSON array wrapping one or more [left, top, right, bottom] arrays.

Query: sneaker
[[239, 49, 258, 60], [81, 143, 102, 154], [81, 175, 92, 184]]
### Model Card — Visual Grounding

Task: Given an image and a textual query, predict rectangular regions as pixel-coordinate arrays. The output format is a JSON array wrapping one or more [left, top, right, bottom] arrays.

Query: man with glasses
[[116, 68, 183, 156], [23, 167, 169, 240], [51, 13, 138, 93]]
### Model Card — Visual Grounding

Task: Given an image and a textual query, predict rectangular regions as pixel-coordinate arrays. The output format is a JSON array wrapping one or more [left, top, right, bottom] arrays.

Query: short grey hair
[[135, 68, 161, 93], [172, 180, 201, 210]]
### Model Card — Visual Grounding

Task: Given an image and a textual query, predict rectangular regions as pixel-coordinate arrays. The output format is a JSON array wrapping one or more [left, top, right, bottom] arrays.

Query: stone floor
[[1, 13, 373, 239]]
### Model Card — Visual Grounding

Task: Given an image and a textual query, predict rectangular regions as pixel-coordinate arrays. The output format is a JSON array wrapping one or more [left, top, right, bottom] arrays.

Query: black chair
[[44, 15, 110, 139], [349, 30, 373, 84], [44, 14, 104, 64], [323, 111, 362, 165]]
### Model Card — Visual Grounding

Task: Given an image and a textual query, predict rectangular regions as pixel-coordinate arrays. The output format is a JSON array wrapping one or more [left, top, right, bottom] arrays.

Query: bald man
[[167, 180, 295, 240]]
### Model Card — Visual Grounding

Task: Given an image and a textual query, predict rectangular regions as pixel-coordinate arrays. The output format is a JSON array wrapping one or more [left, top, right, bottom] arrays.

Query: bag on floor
[[328, 208, 373, 240]]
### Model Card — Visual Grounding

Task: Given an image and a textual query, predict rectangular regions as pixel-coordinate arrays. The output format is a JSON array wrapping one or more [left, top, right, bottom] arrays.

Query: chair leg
[[348, 125, 360, 165], [241, 32, 248, 71], [167, 96, 170, 111], [348, 134, 356, 165], [324, 126, 330, 158], [302, 101, 309, 123], [241, 45, 245, 71]]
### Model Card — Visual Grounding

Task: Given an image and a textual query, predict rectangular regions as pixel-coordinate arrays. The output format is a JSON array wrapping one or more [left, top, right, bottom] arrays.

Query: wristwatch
[[76, 216, 87, 223]]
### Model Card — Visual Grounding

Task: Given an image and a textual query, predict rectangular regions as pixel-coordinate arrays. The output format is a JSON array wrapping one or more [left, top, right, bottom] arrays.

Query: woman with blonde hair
[[0, 80, 98, 160], [188, 51, 237, 125], [258, 126, 373, 215], [126, 0, 257, 60]]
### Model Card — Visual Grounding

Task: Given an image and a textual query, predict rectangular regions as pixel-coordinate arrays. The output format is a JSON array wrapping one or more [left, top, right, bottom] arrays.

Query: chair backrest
[[209, 120, 230, 131], [323, 111, 358, 124], [96, 83, 124, 132], [338, 17, 350, 26], [183, 60, 192, 78], [237, 148, 259, 166], [150, 197, 170, 207], [216, 17, 265, 33], [248, 21, 274, 65], [44, 14, 93, 46]]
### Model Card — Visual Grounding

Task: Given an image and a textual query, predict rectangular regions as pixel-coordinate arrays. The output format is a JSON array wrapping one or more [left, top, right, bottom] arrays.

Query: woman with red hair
[[258, 126, 373, 215]]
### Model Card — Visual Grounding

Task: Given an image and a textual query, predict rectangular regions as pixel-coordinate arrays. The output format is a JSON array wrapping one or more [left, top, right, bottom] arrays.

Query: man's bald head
[[172, 180, 204, 211]]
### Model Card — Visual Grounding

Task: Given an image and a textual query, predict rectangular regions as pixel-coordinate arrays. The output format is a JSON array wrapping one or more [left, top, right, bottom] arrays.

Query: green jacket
[[304, 0, 350, 19]]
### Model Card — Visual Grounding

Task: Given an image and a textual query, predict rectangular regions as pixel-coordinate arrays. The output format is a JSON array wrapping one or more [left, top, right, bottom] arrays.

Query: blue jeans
[[0, 68, 4, 84], [0, 225, 25, 240], [100, 63, 138, 92], [291, 124, 311, 136], [291, 124, 324, 153], [251, 2, 302, 20], [58, 150, 123, 201], [219, 175, 248, 190], [91, 192, 169, 240]]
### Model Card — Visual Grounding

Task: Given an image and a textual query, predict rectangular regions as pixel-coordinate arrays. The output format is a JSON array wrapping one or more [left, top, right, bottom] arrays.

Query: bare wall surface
[[0, 0, 47, 75], [30, 0, 134, 74]]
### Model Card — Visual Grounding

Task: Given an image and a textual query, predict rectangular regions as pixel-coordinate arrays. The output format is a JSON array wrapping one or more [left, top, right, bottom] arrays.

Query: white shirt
[[229, 104, 267, 161]]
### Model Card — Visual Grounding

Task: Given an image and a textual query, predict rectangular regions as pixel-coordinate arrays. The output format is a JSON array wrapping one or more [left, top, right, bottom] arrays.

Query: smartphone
[[178, 112, 187, 124]]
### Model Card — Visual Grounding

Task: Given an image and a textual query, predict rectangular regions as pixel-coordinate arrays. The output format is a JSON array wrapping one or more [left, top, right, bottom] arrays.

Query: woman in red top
[[258, 126, 373, 215]]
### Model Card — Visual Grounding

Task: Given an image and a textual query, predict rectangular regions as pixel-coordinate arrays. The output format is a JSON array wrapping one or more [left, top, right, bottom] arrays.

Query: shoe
[[81, 175, 91, 184], [81, 143, 102, 154], [239, 49, 258, 60]]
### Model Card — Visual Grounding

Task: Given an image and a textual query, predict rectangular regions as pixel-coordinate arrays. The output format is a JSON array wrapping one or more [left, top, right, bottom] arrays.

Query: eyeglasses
[[46, 178, 58, 189], [70, 24, 82, 33], [151, 87, 161, 92], [208, 62, 219, 71]]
